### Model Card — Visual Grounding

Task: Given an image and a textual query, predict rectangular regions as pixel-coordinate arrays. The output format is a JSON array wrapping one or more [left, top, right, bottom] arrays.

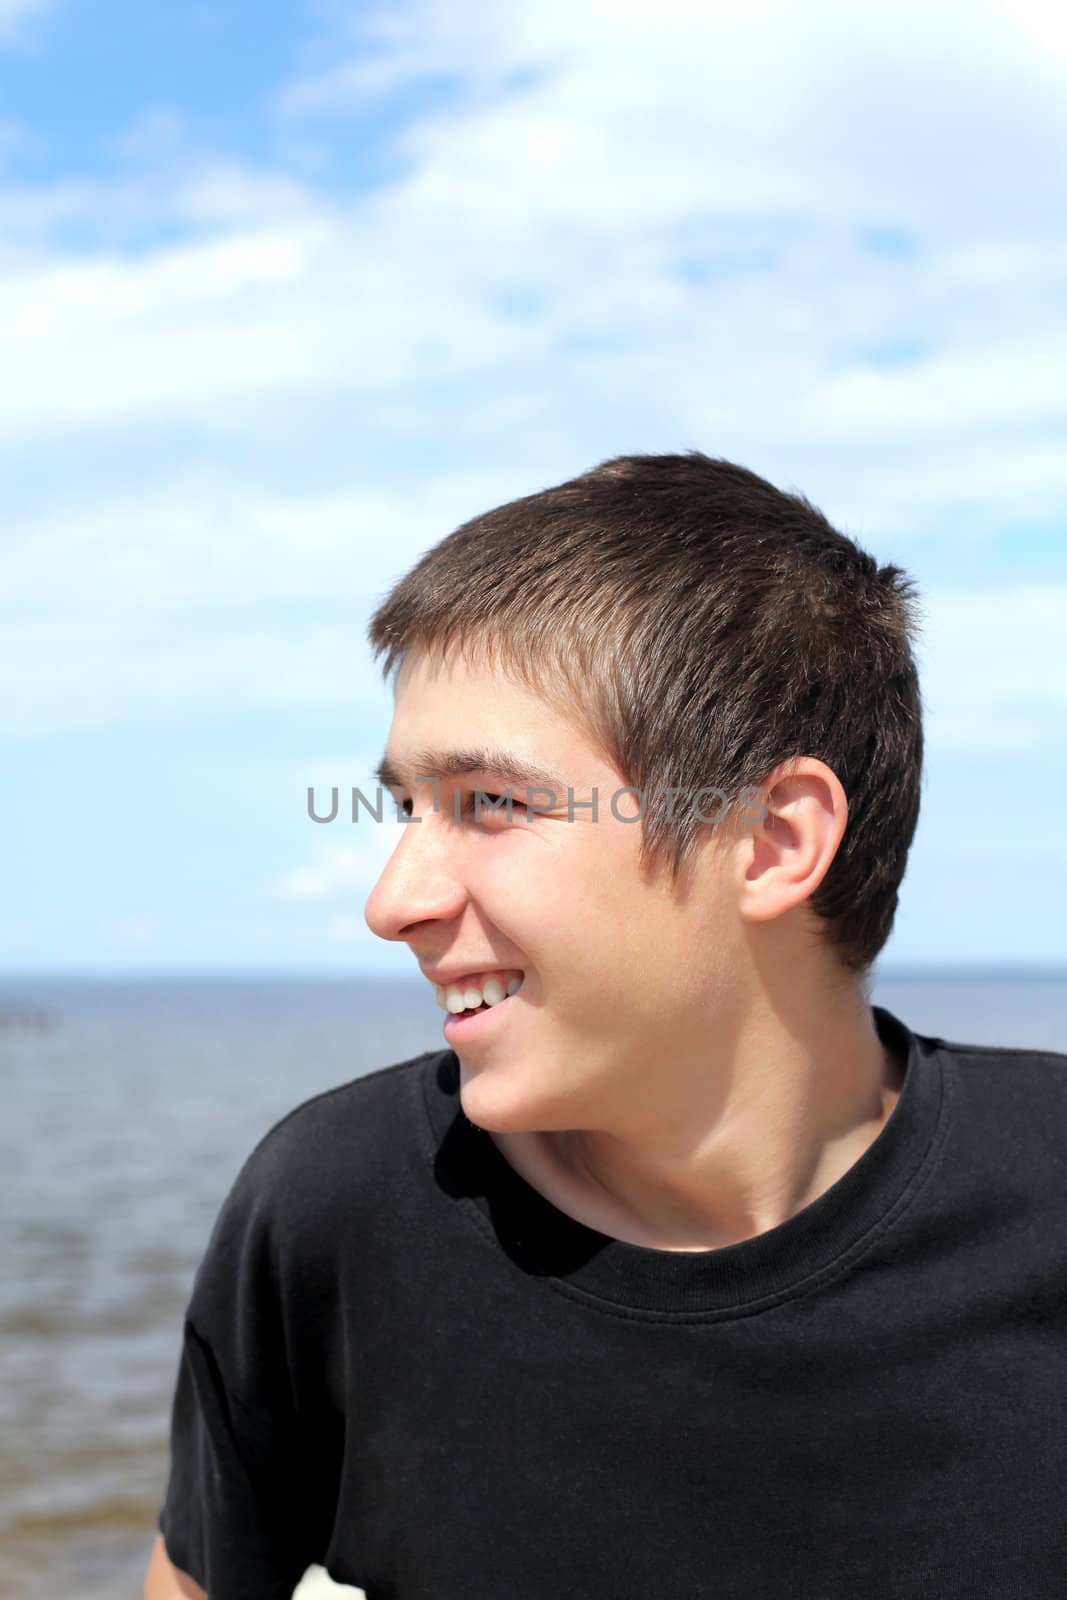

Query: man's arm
[[143, 1530, 208, 1600]]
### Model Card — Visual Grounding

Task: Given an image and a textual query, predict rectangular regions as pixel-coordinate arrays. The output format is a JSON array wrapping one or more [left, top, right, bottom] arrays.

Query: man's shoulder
[[271, 1048, 443, 1143], [917, 1023, 1067, 1170], [223, 1047, 450, 1226], [922, 1025, 1067, 1080], [186, 1049, 453, 1344]]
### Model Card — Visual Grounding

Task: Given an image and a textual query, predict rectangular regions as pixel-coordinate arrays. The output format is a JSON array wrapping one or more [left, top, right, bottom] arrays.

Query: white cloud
[[0, 615, 388, 740], [806, 339, 1067, 438], [0, 0, 49, 45], [0, 474, 454, 613], [272, 836, 396, 903], [1, 0, 1065, 460], [1, 2, 1064, 787], [917, 584, 1067, 753], [0, 467, 522, 738], [271, 831, 402, 968], [1002, 2, 1067, 67]]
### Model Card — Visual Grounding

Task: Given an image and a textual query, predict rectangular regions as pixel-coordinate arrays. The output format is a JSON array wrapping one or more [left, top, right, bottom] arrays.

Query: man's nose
[[363, 815, 469, 944]]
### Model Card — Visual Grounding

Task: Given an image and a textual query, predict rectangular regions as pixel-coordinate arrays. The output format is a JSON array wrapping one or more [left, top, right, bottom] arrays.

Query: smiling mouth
[[434, 973, 525, 1014], [441, 986, 524, 1032]]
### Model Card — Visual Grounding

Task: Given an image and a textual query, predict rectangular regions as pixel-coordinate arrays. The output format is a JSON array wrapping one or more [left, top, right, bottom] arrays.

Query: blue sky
[[1, 0, 1065, 975]]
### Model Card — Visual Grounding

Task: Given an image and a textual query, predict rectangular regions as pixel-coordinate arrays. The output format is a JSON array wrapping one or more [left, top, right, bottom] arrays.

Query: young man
[[148, 452, 1067, 1599]]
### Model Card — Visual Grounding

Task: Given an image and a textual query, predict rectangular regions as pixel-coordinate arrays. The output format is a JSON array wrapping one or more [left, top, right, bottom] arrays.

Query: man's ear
[[737, 758, 848, 925]]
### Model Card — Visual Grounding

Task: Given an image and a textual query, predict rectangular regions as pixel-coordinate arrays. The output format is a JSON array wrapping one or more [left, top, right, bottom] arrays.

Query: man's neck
[[490, 1004, 906, 1254]]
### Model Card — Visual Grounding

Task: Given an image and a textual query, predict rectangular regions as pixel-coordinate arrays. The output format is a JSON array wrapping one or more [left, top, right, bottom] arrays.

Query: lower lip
[[442, 991, 520, 1043]]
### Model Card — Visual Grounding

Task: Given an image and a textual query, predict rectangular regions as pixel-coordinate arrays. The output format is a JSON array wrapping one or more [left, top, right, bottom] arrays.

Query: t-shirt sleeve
[[157, 1136, 323, 1599]]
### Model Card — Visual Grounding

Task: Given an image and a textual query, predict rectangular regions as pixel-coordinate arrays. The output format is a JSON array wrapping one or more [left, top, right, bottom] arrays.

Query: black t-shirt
[[157, 1004, 1067, 1598]]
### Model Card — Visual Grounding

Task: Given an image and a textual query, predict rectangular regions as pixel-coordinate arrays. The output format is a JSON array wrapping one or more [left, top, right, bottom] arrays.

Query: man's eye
[[399, 794, 527, 817], [462, 792, 527, 816]]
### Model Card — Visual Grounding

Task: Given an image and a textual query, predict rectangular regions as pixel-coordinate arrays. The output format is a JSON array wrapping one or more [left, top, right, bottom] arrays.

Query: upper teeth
[[434, 973, 524, 1012]]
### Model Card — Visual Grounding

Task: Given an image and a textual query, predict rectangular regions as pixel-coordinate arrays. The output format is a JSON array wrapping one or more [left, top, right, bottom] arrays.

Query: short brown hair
[[367, 451, 924, 976]]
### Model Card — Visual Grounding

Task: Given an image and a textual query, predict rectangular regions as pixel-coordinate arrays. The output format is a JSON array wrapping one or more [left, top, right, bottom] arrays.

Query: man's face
[[364, 647, 743, 1135]]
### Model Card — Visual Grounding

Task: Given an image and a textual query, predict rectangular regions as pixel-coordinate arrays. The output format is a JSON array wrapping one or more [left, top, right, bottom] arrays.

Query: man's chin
[[457, 1069, 549, 1136]]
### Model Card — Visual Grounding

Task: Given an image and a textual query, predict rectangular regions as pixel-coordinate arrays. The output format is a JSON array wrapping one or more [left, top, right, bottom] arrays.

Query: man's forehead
[[396, 643, 508, 691], [385, 649, 598, 791], [373, 744, 570, 794]]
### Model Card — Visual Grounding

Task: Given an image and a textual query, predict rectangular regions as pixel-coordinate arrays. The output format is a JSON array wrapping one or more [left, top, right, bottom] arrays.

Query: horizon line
[[1, 963, 1064, 983]]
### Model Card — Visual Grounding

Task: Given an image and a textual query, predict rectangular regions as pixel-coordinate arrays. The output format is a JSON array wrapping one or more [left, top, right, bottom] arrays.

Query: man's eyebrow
[[373, 746, 570, 794]]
